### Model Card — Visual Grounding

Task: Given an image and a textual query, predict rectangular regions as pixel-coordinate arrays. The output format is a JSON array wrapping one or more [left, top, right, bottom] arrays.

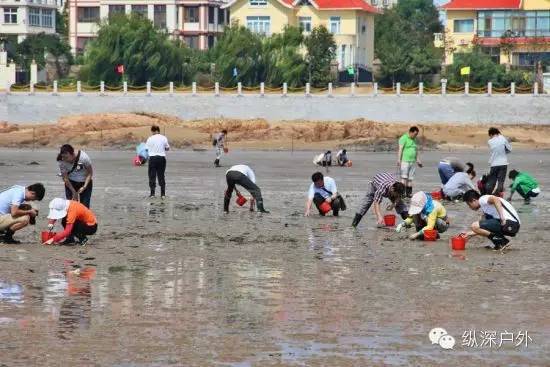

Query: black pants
[[313, 193, 341, 216], [517, 186, 539, 200], [486, 165, 507, 195], [65, 180, 92, 208], [357, 181, 408, 219], [148, 156, 166, 196], [62, 218, 97, 242], [225, 171, 263, 211]]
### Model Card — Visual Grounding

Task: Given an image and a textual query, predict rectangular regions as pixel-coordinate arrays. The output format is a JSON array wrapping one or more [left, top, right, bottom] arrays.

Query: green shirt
[[511, 172, 538, 194], [399, 133, 417, 162]]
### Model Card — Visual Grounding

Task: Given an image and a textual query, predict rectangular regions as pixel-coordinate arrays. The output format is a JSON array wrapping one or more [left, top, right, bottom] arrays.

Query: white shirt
[[146, 134, 170, 157], [488, 135, 511, 167], [227, 165, 256, 183], [308, 177, 337, 200], [479, 195, 520, 224]]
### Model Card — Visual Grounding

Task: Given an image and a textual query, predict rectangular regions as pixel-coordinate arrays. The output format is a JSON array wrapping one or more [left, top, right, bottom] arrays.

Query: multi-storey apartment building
[[224, 0, 378, 71], [369, 0, 397, 10], [68, 0, 228, 54], [441, 0, 550, 66], [0, 0, 57, 43]]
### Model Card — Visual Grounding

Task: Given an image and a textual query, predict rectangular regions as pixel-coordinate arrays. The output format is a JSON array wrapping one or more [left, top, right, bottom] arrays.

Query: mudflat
[[0, 149, 549, 366]]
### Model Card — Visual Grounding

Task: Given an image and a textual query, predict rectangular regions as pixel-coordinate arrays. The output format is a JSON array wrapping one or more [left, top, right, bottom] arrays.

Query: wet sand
[[1, 149, 549, 366]]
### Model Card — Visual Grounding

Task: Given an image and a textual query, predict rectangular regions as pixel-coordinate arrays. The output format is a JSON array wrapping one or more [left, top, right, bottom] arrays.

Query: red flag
[[116, 64, 124, 74]]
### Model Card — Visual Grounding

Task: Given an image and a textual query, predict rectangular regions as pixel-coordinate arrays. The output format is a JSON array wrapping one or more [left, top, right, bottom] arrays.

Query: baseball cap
[[47, 198, 69, 220], [408, 192, 427, 215]]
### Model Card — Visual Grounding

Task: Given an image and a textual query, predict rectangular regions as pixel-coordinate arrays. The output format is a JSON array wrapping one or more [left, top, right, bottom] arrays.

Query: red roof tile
[[313, 0, 380, 12], [442, 0, 520, 10]]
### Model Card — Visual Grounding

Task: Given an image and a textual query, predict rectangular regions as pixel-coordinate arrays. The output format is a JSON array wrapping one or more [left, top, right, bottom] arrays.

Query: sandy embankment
[[1, 112, 550, 150]]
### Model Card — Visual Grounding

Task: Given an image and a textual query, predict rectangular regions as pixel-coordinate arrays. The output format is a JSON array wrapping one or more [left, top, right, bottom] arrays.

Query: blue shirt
[[0, 186, 25, 215]]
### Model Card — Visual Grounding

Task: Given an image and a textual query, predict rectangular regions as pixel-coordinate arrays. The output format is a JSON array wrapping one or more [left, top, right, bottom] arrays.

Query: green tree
[[262, 26, 306, 87], [375, 0, 443, 85], [304, 26, 336, 87], [208, 25, 263, 87], [15, 33, 73, 77], [81, 15, 194, 85], [56, 2, 69, 38]]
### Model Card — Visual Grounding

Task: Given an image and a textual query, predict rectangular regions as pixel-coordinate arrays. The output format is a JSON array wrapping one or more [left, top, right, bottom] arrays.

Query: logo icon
[[429, 327, 455, 350]]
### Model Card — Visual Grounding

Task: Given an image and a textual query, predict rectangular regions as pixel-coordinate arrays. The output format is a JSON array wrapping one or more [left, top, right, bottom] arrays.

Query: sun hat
[[47, 198, 69, 220], [408, 192, 427, 215]]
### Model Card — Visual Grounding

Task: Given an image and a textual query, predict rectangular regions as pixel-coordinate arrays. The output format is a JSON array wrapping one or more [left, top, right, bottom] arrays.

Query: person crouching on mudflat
[[399, 191, 449, 240], [43, 198, 98, 246], [224, 164, 269, 213], [305, 172, 346, 217]]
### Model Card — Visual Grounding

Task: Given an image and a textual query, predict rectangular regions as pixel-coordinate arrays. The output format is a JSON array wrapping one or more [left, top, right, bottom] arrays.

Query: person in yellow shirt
[[398, 191, 449, 240]]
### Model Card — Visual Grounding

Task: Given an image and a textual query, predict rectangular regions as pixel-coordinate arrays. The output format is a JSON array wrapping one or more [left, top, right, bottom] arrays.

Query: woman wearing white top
[[485, 127, 512, 196]]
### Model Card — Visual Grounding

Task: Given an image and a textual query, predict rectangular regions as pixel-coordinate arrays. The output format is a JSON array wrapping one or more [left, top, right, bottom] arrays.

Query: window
[[299, 16, 311, 33], [29, 8, 40, 26], [482, 46, 500, 64], [208, 35, 215, 48], [478, 11, 550, 38], [454, 19, 474, 33], [185, 7, 199, 23], [109, 5, 125, 19], [218, 8, 225, 25], [76, 37, 93, 53], [184, 36, 199, 49], [131, 5, 147, 18], [154, 5, 166, 28], [208, 6, 215, 24], [329, 16, 340, 34], [516, 52, 550, 66], [41, 8, 53, 28], [246, 16, 270, 35], [371, 0, 378, 5], [3, 7, 17, 24], [78, 7, 100, 22], [249, 0, 267, 6]]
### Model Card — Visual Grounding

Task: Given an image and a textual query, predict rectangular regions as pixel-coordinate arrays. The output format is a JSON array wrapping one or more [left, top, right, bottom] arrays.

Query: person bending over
[[442, 166, 477, 201], [224, 164, 268, 213], [352, 172, 407, 227], [305, 172, 346, 217], [336, 149, 349, 167], [0, 183, 45, 244]]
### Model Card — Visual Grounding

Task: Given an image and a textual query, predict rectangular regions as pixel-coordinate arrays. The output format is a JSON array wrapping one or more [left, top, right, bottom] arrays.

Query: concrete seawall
[[2, 92, 550, 125]]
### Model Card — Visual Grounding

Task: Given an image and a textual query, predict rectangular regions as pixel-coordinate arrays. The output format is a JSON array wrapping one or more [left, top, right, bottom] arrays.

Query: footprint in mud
[[229, 236, 246, 243], [27, 161, 40, 165]]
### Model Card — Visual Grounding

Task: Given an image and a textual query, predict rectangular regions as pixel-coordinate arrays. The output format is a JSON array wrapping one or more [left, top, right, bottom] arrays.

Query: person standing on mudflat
[[57, 144, 93, 208], [485, 127, 511, 196], [146, 125, 170, 198], [397, 126, 422, 198], [213, 129, 228, 167]]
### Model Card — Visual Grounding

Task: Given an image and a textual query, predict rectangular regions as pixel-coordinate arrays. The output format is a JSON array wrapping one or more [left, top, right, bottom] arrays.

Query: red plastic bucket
[[423, 229, 438, 241], [133, 156, 142, 166], [319, 201, 332, 215], [431, 190, 443, 200], [384, 214, 396, 226], [236, 194, 247, 207], [451, 235, 467, 250], [41, 231, 56, 243]]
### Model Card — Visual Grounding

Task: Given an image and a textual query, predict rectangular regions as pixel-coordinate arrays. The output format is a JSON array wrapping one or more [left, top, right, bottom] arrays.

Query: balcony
[[0, 0, 57, 6]]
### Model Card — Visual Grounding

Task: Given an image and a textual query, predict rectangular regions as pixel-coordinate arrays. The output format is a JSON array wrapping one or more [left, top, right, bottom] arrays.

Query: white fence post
[[441, 81, 447, 96], [29, 83, 35, 95], [534, 82, 539, 96], [123, 81, 128, 95], [192, 82, 197, 96], [214, 82, 220, 96], [77, 81, 82, 96], [169, 81, 174, 96], [283, 82, 287, 97], [328, 82, 333, 97], [396, 82, 401, 96], [52, 80, 58, 95], [100, 81, 105, 96], [5, 82, 11, 94], [373, 82, 378, 96], [350, 83, 355, 96], [237, 82, 242, 97], [306, 82, 311, 97], [419, 82, 423, 96], [510, 82, 515, 96], [260, 82, 265, 97], [487, 82, 492, 96], [146, 81, 151, 96], [464, 82, 469, 95]]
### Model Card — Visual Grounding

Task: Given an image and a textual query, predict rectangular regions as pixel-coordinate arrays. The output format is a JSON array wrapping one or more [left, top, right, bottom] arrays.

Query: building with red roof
[[223, 0, 380, 71], [439, 0, 550, 67]]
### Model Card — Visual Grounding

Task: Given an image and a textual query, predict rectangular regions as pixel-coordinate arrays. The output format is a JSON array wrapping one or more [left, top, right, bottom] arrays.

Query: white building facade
[[1, 0, 57, 43], [69, 0, 228, 54]]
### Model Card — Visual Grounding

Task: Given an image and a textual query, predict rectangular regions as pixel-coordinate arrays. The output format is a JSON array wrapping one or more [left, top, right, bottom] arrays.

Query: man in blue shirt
[[0, 183, 45, 244]]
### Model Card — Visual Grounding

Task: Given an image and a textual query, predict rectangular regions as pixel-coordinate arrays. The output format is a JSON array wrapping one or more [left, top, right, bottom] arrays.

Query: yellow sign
[[460, 66, 471, 75]]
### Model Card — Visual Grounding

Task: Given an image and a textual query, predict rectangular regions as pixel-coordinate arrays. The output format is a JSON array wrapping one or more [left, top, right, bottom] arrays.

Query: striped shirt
[[372, 172, 398, 203]]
